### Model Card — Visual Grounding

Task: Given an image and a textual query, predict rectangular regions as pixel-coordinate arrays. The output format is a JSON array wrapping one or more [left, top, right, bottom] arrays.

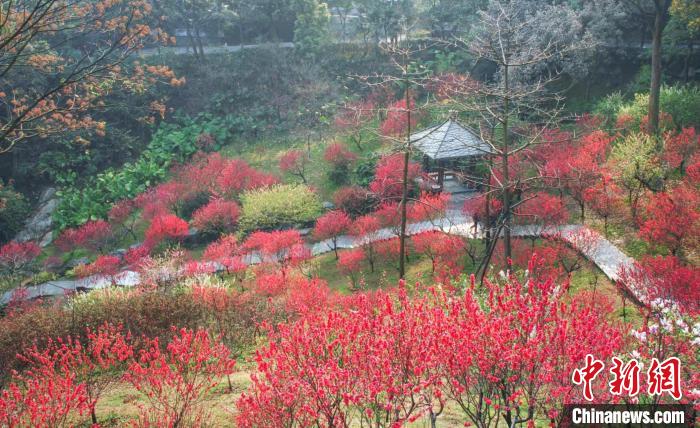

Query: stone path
[[1, 210, 637, 305]]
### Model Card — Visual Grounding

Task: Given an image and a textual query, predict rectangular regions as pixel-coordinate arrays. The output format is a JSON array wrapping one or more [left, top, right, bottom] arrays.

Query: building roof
[[410, 119, 492, 160]]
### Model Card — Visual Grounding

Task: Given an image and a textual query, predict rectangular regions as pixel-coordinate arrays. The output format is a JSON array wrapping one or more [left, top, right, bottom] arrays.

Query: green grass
[[309, 251, 437, 293], [220, 128, 384, 202]]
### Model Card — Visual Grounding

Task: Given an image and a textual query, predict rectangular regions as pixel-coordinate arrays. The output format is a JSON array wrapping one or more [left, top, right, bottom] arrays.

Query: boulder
[[14, 187, 59, 247]]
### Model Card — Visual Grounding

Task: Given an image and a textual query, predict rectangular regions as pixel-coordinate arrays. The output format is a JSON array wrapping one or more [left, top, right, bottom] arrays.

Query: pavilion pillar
[[437, 160, 445, 188]]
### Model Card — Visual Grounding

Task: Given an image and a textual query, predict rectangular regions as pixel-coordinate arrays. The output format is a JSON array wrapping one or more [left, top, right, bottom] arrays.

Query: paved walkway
[[1, 211, 637, 305], [138, 42, 294, 57]]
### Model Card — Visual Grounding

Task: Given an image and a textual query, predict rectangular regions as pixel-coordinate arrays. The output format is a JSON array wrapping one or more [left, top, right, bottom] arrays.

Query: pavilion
[[410, 118, 492, 192]]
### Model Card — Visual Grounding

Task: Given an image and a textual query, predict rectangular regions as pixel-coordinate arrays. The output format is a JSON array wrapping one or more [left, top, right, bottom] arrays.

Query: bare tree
[[445, 0, 589, 279]]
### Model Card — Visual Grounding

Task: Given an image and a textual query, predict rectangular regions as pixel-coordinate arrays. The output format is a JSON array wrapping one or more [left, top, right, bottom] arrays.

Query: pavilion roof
[[410, 119, 492, 160]]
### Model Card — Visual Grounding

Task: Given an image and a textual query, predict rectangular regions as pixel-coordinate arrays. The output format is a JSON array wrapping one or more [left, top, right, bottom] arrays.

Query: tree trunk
[[195, 26, 206, 61], [684, 40, 693, 83], [648, 1, 670, 135], [186, 26, 199, 60], [501, 64, 512, 264], [398, 81, 411, 279]]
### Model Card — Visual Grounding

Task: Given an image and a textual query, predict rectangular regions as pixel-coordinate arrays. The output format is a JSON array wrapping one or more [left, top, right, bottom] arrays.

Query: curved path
[[1, 210, 637, 305]]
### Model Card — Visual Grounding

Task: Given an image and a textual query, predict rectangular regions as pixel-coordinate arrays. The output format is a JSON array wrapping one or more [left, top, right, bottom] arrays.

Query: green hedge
[[239, 184, 322, 233], [595, 85, 700, 130], [53, 115, 236, 230]]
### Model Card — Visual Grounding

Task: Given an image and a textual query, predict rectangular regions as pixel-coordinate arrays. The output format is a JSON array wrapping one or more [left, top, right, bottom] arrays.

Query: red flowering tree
[[686, 153, 700, 185], [411, 231, 464, 275], [108, 199, 138, 239], [369, 153, 421, 200], [544, 131, 613, 222], [74, 255, 122, 284], [202, 235, 246, 283], [191, 199, 240, 234], [543, 293, 625, 424], [0, 241, 41, 279], [664, 127, 699, 174], [408, 192, 450, 224], [334, 99, 375, 149], [440, 258, 623, 427], [375, 237, 402, 267], [638, 183, 700, 257], [124, 245, 151, 268], [380, 98, 418, 137], [313, 210, 352, 258], [374, 202, 402, 235], [350, 215, 382, 272], [125, 328, 236, 427], [333, 186, 379, 218], [324, 142, 358, 184], [279, 150, 309, 183], [1, 324, 134, 425], [243, 230, 310, 277], [144, 214, 189, 248], [284, 276, 333, 316], [513, 192, 570, 249], [55, 220, 114, 254], [0, 361, 89, 427], [337, 248, 365, 288], [236, 288, 443, 427], [215, 158, 279, 199], [618, 256, 700, 315], [583, 173, 624, 237]]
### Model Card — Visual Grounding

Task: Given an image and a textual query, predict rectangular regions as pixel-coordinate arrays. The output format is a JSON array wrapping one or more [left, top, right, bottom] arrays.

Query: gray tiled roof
[[410, 119, 492, 160]]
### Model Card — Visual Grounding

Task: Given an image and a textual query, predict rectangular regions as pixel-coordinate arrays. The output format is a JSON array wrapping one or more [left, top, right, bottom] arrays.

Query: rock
[[14, 187, 59, 247], [110, 248, 127, 259], [66, 257, 90, 269], [322, 201, 335, 210]]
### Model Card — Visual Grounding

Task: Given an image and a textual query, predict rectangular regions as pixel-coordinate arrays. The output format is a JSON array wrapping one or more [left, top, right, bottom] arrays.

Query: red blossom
[[638, 183, 700, 256], [215, 158, 279, 198], [313, 210, 352, 258], [144, 214, 189, 247], [369, 153, 421, 200], [0, 241, 41, 276], [333, 186, 378, 217], [74, 255, 121, 279], [279, 150, 309, 183], [515, 192, 570, 235], [350, 215, 382, 272], [618, 256, 700, 315], [380, 98, 418, 137], [324, 142, 358, 166], [55, 220, 113, 253], [243, 230, 310, 270], [663, 127, 699, 172], [583, 173, 624, 236], [411, 231, 464, 275], [337, 247, 365, 284], [107, 199, 135, 225], [408, 192, 450, 223], [125, 328, 236, 427], [1, 324, 133, 426], [191, 198, 240, 234]]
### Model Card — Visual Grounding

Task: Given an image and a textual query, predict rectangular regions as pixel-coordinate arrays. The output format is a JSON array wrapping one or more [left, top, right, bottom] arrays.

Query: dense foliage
[[239, 184, 322, 233]]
